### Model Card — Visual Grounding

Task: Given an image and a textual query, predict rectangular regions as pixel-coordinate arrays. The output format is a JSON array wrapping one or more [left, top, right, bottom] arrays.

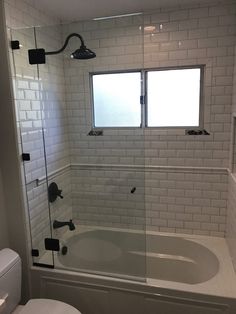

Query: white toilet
[[0, 248, 81, 314]]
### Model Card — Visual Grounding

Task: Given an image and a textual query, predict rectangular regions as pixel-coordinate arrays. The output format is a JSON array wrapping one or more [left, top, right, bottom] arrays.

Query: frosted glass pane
[[147, 68, 201, 127], [93, 73, 141, 127]]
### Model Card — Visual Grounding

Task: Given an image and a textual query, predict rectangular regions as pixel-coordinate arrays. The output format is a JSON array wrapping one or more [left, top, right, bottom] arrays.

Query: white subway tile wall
[[62, 2, 235, 235], [226, 45, 236, 271], [4, 0, 236, 254], [226, 175, 236, 272], [72, 168, 145, 229], [60, 2, 236, 168], [146, 169, 227, 236], [4, 0, 59, 28]]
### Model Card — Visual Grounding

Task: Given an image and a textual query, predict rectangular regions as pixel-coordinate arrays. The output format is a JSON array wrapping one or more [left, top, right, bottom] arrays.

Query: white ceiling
[[32, 0, 219, 22]]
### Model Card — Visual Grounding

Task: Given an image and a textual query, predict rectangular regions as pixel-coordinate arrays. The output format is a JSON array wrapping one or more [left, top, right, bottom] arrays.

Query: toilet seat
[[19, 299, 81, 314]]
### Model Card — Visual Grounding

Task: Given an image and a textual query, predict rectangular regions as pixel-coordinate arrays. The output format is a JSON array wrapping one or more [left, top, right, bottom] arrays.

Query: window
[[92, 72, 141, 127], [91, 66, 203, 128]]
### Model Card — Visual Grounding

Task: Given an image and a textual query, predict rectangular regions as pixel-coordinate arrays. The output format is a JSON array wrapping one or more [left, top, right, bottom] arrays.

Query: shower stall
[[9, 8, 236, 313], [11, 15, 146, 281]]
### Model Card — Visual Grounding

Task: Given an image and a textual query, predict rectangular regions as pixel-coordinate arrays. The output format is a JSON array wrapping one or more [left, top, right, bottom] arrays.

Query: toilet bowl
[[0, 248, 81, 314], [14, 299, 80, 314]]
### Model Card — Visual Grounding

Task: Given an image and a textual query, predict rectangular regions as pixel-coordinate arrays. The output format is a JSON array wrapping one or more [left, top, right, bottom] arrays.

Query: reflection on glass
[[93, 72, 141, 127], [147, 68, 201, 127]]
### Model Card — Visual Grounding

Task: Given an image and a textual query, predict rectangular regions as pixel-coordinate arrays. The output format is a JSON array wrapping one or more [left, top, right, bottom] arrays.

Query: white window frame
[[90, 65, 204, 129]]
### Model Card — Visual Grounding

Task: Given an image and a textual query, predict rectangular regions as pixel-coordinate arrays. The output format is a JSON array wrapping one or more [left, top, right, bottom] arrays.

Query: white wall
[[4, 0, 236, 259], [0, 169, 9, 249], [0, 0, 34, 301], [4, 0, 59, 28], [226, 44, 236, 271], [64, 2, 236, 168], [63, 1, 236, 236]]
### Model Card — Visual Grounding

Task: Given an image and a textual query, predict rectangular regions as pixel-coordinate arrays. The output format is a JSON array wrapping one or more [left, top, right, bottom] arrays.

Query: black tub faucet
[[53, 219, 75, 231]]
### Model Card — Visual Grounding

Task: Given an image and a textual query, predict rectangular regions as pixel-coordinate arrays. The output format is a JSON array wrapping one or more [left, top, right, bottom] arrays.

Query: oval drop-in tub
[[35, 228, 236, 313], [57, 229, 219, 285]]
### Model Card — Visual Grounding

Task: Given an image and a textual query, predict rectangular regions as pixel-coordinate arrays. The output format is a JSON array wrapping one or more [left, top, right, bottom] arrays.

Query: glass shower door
[[32, 24, 73, 272], [31, 14, 146, 282], [11, 27, 54, 267]]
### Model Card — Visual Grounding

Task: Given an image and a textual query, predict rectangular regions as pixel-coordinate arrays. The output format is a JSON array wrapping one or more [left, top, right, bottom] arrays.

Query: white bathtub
[[56, 228, 219, 285], [35, 226, 236, 313]]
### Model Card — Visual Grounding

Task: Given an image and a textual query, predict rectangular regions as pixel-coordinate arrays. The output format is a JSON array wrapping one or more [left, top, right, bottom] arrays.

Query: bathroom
[[0, 0, 236, 312]]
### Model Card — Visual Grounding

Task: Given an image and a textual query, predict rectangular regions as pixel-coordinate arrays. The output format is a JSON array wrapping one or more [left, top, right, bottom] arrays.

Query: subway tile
[[189, 8, 209, 19], [169, 10, 189, 21], [8, 0, 235, 239], [170, 30, 188, 40]]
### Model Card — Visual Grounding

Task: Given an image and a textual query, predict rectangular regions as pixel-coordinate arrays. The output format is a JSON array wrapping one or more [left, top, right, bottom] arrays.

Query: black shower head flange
[[28, 48, 46, 65]]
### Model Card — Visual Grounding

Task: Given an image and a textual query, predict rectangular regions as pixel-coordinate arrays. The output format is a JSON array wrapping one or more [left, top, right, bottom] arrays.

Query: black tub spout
[[53, 219, 75, 231]]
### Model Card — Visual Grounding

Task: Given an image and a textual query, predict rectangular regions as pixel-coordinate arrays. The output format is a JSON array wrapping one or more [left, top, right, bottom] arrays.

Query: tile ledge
[[28, 164, 229, 188]]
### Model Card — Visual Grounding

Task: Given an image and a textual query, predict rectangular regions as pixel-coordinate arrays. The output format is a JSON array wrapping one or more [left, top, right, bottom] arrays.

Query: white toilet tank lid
[[20, 299, 81, 314], [0, 249, 20, 277]]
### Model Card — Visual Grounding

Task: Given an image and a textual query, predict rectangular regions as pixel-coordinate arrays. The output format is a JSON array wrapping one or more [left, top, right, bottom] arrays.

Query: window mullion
[[140, 70, 146, 128]]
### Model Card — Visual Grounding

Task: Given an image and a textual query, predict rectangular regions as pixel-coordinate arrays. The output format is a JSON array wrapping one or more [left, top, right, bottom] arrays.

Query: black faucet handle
[[57, 189, 64, 199], [48, 182, 64, 203]]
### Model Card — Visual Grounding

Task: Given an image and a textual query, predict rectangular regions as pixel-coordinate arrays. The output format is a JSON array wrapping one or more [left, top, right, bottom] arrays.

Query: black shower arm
[[45, 33, 85, 56]]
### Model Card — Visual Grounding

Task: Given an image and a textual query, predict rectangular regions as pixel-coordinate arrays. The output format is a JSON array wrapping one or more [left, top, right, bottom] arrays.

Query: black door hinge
[[44, 238, 60, 252], [22, 153, 31, 161], [31, 249, 39, 257], [11, 40, 21, 50]]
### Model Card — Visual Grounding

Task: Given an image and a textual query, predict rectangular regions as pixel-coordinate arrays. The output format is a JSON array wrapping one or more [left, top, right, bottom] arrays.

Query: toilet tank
[[0, 249, 21, 314]]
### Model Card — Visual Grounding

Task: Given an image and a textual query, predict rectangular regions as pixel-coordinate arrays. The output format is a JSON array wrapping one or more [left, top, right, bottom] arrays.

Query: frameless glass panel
[[147, 68, 201, 127], [11, 27, 54, 267], [35, 14, 146, 282], [57, 168, 146, 280], [33, 24, 73, 264], [93, 72, 141, 127]]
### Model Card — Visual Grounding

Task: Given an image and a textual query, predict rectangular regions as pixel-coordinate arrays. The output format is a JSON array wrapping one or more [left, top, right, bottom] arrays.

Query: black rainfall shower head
[[71, 45, 96, 60], [28, 33, 96, 64]]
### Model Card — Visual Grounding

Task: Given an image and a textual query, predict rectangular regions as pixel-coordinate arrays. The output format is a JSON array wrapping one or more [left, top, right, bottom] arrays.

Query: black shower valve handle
[[48, 182, 64, 203], [57, 189, 64, 199]]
